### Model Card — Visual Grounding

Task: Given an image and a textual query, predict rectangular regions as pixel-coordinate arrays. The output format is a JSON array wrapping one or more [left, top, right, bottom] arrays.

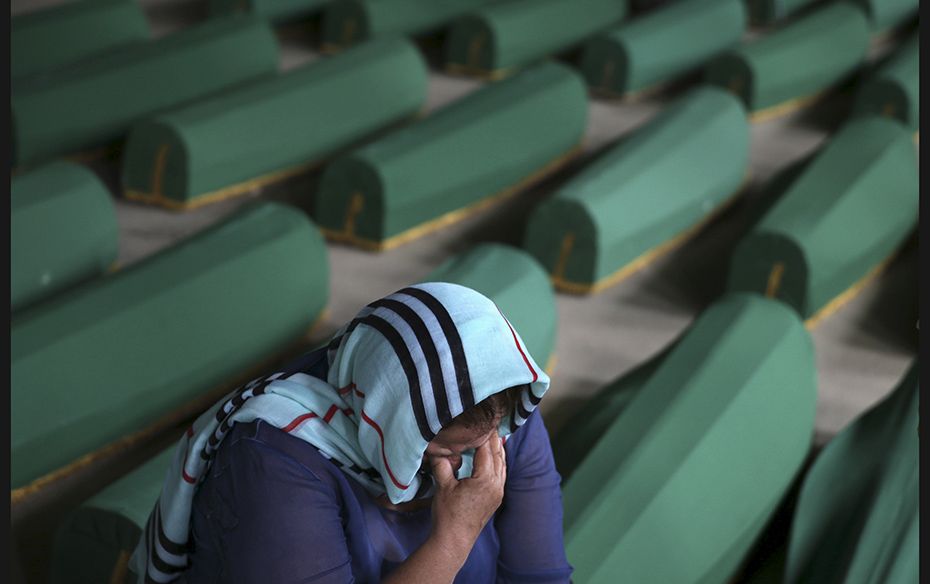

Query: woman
[[132, 283, 572, 583]]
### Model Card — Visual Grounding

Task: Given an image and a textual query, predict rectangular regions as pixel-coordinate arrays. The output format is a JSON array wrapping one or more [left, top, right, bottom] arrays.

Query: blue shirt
[[181, 351, 573, 583]]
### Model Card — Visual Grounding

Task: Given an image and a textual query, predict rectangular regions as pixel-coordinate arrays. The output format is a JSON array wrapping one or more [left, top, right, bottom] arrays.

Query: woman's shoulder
[[213, 419, 348, 495], [507, 409, 550, 451]]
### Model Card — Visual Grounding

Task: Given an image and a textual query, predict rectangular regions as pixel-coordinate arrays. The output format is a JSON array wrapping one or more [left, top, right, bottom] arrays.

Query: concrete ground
[[10, 1, 919, 582]]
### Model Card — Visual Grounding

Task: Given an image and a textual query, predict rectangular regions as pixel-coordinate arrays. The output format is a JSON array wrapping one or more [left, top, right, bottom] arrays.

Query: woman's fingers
[[472, 436, 494, 479], [430, 455, 456, 488], [499, 450, 507, 488], [487, 432, 501, 476]]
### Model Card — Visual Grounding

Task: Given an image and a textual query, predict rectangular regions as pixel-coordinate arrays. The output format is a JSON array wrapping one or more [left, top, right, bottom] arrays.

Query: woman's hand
[[429, 431, 507, 557], [383, 431, 508, 584]]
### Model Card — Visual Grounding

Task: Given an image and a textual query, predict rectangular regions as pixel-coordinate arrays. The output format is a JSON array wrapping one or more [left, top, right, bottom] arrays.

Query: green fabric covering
[[11, 16, 279, 168], [580, 0, 746, 96], [10, 202, 329, 492], [210, 0, 330, 22], [704, 3, 870, 113], [849, 0, 917, 32], [853, 34, 919, 133], [553, 343, 672, 480], [562, 293, 817, 584], [425, 243, 558, 368], [524, 86, 748, 291], [744, 0, 814, 27], [444, 0, 627, 75], [11, 0, 149, 80], [321, 0, 497, 49], [121, 39, 428, 209], [11, 161, 118, 313], [728, 117, 918, 320], [49, 448, 174, 584], [315, 62, 587, 247], [785, 363, 918, 584]]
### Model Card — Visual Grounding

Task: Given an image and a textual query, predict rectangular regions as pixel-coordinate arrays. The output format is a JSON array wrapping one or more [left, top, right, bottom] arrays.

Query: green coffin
[[11, 202, 329, 496], [210, 0, 330, 22], [744, 0, 815, 27], [315, 62, 587, 250], [853, 34, 919, 134], [524, 86, 748, 294], [11, 161, 118, 313], [785, 363, 918, 584], [562, 293, 817, 584], [50, 448, 173, 584], [321, 0, 496, 51], [705, 3, 870, 120], [444, 0, 627, 78], [553, 345, 670, 480], [728, 117, 918, 324], [121, 39, 428, 210], [425, 243, 558, 369], [11, 16, 279, 168], [12, 0, 149, 80], [849, 0, 917, 33], [580, 0, 746, 97]]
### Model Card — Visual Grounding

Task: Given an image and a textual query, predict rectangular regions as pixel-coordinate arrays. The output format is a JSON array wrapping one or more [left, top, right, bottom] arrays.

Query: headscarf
[[131, 282, 551, 583]]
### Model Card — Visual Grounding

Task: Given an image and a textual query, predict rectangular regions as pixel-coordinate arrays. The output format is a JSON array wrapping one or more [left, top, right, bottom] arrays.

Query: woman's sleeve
[[192, 431, 355, 583], [495, 412, 574, 584]]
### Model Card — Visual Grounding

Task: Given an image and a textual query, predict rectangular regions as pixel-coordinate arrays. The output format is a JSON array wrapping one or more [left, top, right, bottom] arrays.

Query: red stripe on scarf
[[283, 413, 317, 433], [361, 411, 409, 490], [497, 307, 538, 382]]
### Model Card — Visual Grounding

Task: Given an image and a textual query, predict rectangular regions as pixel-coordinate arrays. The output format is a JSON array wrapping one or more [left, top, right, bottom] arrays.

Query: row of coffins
[[12, 71, 917, 330], [11, 0, 917, 175], [12, 0, 916, 175], [45, 241, 560, 584], [521, 101, 916, 328], [11, 22, 916, 328]]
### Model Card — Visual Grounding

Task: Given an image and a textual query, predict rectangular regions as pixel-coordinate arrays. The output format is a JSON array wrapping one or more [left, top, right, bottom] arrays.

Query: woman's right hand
[[383, 433, 508, 584], [429, 431, 508, 557]]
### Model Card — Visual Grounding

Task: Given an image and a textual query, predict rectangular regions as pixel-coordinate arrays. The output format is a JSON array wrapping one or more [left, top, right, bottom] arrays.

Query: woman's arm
[[495, 412, 574, 583], [384, 431, 508, 584]]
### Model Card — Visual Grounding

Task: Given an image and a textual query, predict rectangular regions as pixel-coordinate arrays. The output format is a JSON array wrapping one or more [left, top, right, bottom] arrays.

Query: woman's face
[[422, 415, 501, 474]]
